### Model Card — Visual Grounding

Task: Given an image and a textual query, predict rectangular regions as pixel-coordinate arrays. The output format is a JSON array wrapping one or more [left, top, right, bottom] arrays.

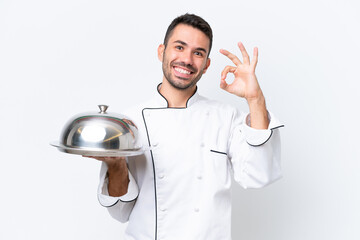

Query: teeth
[[174, 67, 191, 75]]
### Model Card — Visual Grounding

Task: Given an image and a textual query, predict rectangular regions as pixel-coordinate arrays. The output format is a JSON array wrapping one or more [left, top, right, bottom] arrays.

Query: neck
[[159, 79, 196, 108]]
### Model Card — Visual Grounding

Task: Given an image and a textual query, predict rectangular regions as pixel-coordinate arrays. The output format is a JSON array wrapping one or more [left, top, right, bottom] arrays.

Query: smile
[[174, 67, 193, 75]]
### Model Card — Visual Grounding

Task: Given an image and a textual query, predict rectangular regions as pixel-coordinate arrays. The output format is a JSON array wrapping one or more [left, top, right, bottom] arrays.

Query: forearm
[[230, 111, 283, 188], [97, 160, 138, 222], [233, 129, 282, 188], [247, 92, 269, 129], [107, 160, 130, 197]]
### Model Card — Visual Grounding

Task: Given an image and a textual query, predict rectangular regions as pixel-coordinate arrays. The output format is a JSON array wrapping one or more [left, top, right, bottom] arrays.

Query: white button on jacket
[[98, 85, 283, 240]]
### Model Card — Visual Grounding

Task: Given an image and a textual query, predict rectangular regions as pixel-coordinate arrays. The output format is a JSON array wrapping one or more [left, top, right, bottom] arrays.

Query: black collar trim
[[156, 83, 198, 108]]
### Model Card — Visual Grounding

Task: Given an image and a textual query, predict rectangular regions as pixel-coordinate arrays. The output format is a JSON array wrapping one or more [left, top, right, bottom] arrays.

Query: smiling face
[[158, 24, 211, 90]]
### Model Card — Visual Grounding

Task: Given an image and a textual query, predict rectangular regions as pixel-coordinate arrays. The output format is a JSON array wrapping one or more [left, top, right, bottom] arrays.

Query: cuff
[[242, 111, 284, 147], [97, 163, 139, 207]]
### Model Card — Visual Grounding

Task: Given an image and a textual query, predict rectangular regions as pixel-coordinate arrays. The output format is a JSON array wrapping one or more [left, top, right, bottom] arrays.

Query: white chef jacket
[[97, 85, 283, 240]]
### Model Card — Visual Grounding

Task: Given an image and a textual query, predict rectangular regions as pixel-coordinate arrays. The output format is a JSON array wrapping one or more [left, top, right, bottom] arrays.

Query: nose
[[180, 50, 193, 66]]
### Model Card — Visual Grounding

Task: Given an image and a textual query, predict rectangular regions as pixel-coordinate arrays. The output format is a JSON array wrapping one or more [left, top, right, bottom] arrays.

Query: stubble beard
[[162, 56, 204, 90]]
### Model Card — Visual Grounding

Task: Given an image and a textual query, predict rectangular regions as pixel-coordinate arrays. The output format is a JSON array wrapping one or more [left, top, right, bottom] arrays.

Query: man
[[93, 13, 283, 240]]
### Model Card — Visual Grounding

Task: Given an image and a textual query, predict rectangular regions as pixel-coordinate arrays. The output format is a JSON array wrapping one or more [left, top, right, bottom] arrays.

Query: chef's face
[[158, 24, 211, 90]]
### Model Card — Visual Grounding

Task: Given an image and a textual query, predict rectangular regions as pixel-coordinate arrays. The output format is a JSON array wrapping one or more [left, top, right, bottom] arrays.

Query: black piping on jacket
[[140, 85, 199, 239], [246, 125, 285, 147]]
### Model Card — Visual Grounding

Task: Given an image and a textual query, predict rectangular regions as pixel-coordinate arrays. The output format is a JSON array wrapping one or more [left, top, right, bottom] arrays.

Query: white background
[[1, 0, 359, 239]]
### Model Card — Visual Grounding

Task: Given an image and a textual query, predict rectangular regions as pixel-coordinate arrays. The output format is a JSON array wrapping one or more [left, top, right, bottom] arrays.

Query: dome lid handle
[[98, 105, 109, 114]]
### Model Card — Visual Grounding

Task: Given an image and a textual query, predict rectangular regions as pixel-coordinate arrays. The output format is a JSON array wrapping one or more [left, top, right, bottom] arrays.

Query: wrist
[[107, 160, 128, 177], [246, 92, 266, 111], [107, 162, 129, 197], [246, 93, 269, 129]]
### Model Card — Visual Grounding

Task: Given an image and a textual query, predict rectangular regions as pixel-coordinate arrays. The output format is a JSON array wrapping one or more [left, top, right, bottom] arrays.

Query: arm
[[88, 156, 129, 196], [228, 111, 283, 189], [220, 42, 283, 188], [220, 42, 268, 129], [85, 156, 139, 222]]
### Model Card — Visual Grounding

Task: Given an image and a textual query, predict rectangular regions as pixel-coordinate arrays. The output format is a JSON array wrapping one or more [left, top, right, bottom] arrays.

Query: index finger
[[219, 49, 242, 66]]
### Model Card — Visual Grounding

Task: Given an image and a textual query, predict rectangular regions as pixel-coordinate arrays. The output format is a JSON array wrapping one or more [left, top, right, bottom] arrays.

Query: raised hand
[[220, 42, 269, 129], [219, 42, 263, 101]]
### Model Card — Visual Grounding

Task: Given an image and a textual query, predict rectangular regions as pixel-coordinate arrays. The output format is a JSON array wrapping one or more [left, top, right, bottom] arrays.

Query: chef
[[90, 13, 283, 240]]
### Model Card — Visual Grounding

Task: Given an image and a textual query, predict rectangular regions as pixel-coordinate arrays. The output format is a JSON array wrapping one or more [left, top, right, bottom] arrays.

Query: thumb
[[220, 79, 229, 91]]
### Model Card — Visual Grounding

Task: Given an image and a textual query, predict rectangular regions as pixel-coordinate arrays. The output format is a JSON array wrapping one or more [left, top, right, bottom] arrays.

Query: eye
[[194, 51, 203, 57], [175, 46, 183, 50]]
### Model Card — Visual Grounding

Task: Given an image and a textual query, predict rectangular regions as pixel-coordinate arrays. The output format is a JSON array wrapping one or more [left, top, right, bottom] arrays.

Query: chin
[[169, 79, 194, 90]]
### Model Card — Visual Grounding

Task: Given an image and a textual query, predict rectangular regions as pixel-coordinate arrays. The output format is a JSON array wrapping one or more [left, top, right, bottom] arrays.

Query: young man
[[94, 13, 283, 240]]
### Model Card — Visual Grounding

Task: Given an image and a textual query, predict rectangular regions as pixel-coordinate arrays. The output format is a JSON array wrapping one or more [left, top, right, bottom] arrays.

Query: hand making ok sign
[[219, 42, 263, 102]]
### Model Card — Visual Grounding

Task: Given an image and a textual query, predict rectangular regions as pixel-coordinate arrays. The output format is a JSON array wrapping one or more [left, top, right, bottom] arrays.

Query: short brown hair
[[163, 13, 213, 57]]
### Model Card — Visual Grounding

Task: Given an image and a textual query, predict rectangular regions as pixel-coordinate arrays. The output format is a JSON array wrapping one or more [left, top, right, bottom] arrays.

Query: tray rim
[[50, 141, 145, 157]]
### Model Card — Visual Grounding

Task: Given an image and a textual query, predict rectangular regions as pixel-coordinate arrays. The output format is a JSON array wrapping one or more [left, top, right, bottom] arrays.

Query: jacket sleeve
[[97, 161, 139, 223], [228, 111, 284, 189]]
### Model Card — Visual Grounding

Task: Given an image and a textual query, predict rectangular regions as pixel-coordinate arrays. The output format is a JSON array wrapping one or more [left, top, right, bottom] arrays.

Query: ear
[[202, 58, 211, 74], [157, 44, 165, 61]]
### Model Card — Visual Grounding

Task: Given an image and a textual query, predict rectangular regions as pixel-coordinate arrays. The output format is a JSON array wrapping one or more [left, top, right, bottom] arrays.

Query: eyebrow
[[173, 40, 207, 54]]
